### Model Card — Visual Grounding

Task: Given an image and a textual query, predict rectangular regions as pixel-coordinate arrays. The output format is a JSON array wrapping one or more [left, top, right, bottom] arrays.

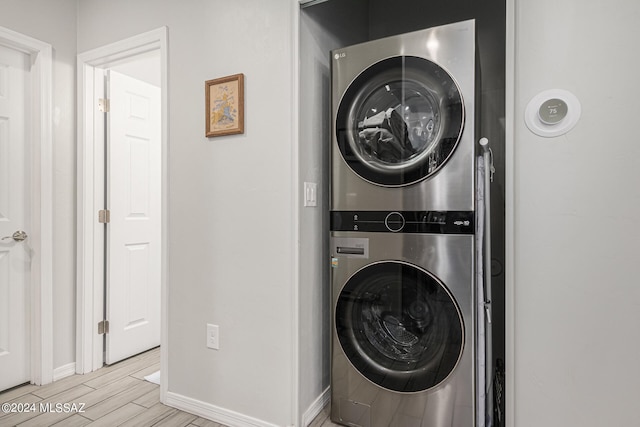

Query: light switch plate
[[304, 182, 318, 207], [206, 324, 219, 350]]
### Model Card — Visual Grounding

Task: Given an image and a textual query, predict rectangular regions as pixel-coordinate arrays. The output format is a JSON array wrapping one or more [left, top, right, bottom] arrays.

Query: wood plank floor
[[0, 348, 338, 427]]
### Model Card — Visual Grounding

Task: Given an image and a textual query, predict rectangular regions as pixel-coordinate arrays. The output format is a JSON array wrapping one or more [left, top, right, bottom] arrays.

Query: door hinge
[[98, 320, 110, 335], [98, 209, 110, 224], [98, 98, 110, 113]]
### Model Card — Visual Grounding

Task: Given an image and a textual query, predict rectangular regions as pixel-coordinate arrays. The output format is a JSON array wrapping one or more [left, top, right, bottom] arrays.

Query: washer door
[[335, 261, 464, 393], [336, 56, 464, 187]]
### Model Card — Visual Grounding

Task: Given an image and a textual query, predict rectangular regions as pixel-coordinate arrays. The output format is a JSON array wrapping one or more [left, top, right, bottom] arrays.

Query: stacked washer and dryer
[[330, 20, 481, 427]]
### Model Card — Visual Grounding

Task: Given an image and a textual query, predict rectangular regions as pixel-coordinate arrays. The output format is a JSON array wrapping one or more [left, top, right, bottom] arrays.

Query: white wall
[[109, 50, 161, 87], [78, 1, 298, 425], [0, 0, 78, 371], [513, 1, 640, 425]]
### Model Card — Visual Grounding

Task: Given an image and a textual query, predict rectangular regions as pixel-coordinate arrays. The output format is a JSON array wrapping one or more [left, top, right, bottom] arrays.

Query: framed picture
[[205, 73, 244, 137]]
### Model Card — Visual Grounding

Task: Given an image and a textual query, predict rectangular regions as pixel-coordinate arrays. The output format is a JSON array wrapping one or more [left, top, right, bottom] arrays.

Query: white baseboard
[[165, 391, 280, 427], [53, 363, 76, 381], [302, 387, 330, 427]]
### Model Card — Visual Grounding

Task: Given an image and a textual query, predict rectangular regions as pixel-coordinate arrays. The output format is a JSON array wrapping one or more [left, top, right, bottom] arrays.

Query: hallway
[[0, 348, 339, 427], [0, 348, 215, 426]]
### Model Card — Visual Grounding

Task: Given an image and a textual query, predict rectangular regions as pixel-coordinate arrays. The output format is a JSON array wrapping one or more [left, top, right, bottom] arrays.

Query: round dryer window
[[335, 261, 464, 393], [336, 56, 464, 187]]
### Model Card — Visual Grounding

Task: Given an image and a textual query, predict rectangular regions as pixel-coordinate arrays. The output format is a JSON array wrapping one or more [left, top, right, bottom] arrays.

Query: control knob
[[384, 212, 405, 232]]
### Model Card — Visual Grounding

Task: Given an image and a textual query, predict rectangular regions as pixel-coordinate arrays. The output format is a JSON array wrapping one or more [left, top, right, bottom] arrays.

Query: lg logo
[[334, 52, 346, 60]]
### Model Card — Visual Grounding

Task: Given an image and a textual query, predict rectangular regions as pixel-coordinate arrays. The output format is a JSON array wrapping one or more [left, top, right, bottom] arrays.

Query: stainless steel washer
[[330, 217, 475, 427]]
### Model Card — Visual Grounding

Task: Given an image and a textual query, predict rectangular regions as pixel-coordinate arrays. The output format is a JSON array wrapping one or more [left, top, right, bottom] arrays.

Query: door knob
[[2, 230, 28, 242]]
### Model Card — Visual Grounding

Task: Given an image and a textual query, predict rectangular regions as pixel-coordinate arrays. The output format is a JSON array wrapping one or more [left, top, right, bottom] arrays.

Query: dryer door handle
[[336, 246, 365, 255]]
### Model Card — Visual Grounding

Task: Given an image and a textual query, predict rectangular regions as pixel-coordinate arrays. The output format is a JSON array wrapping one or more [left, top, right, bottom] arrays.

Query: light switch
[[304, 182, 317, 207]]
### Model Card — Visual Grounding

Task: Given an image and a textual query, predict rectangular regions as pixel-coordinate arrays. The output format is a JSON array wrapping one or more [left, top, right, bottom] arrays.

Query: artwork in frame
[[205, 73, 244, 137]]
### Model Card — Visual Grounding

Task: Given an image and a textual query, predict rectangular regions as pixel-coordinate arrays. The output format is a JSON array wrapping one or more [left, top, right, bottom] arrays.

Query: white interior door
[[105, 70, 161, 365], [0, 45, 30, 390]]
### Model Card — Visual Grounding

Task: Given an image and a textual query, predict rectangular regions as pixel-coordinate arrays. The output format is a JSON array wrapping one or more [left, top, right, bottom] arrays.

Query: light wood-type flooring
[[0, 348, 339, 427]]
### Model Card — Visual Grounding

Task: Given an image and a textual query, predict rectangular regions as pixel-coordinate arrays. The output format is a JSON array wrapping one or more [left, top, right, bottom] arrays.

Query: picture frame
[[205, 73, 244, 137]]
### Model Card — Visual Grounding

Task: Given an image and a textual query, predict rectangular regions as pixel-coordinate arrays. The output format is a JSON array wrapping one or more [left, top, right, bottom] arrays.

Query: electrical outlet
[[206, 324, 219, 350]]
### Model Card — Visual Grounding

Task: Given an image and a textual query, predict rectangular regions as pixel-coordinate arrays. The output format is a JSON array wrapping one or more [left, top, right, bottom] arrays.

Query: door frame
[[75, 27, 168, 399], [0, 26, 53, 386]]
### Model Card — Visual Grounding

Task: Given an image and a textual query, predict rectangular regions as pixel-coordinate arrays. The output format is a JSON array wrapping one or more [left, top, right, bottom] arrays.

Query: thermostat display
[[525, 89, 581, 138], [538, 98, 568, 124]]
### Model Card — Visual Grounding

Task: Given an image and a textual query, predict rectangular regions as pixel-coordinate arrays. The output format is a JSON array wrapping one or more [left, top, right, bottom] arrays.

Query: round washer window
[[335, 261, 464, 393], [336, 56, 464, 187]]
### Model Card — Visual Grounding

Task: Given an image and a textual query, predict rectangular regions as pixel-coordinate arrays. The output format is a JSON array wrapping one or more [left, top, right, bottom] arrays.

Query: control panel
[[330, 211, 474, 234]]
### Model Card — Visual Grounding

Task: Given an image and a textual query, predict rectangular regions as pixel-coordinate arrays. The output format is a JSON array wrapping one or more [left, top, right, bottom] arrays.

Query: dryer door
[[335, 261, 464, 393], [336, 56, 464, 187]]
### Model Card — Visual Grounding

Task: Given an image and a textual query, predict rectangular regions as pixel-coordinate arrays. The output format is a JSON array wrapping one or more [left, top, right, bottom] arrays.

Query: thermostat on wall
[[524, 89, 581, 137]]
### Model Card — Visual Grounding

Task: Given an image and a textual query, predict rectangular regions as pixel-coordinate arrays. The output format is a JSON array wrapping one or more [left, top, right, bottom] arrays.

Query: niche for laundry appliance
[[524, 89, 581, 137]]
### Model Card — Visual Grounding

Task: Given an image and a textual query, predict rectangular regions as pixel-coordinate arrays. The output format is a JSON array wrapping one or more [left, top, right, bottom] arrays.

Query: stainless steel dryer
[[330, 211, 475, 427], [331, 20, 475, 212]]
